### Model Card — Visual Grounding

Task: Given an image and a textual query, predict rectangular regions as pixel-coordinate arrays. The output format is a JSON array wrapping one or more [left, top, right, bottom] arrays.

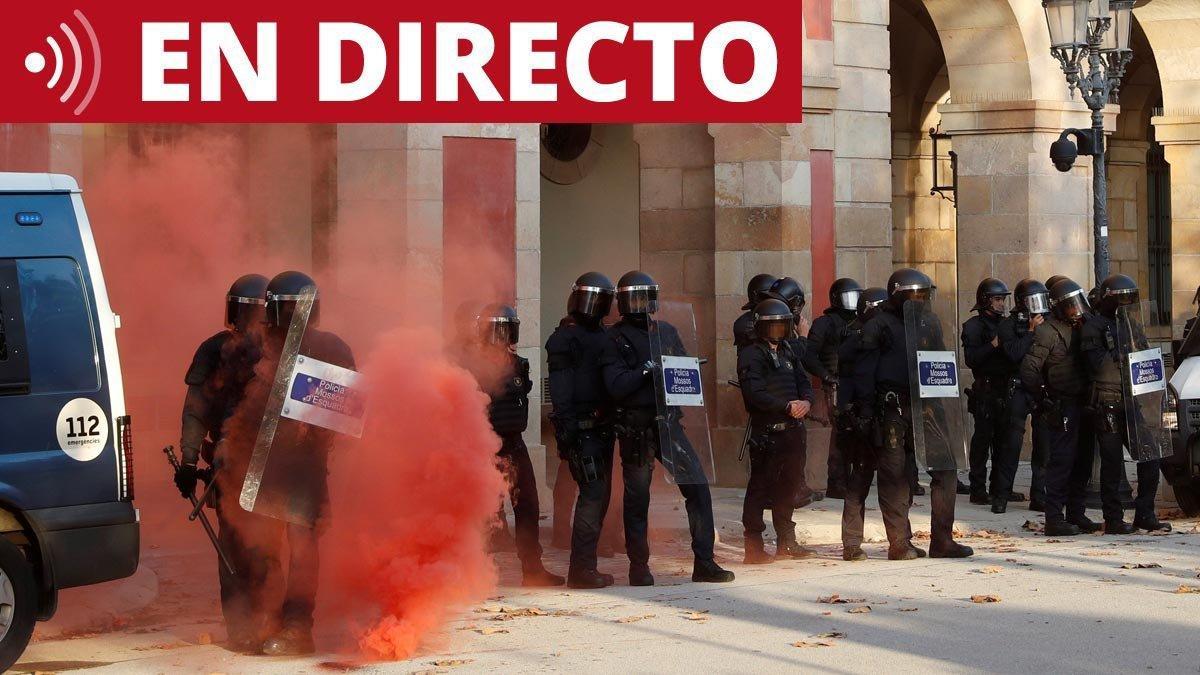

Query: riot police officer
[[176, 274, 269, 653], [734, 273, 778, 350], [602, 271, 735, 585], [962, 279, 1019, 508], [995, 279, 1051, 513], [546, 272, 620, 589], [468, 305, 567, 585], [854, 269, 973, 559], [839, 288, 913, 561], [1020, 278, 1093, 536], [1080, 275, 1171, 533], [737, 298, 815, 563], [802, 278, 863, 499], [769, 276, 811, 347]]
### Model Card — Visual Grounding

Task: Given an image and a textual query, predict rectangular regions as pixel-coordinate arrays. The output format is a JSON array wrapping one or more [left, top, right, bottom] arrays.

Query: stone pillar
[[940, 101, 1104, 321], [1106, 139, 1151, 288], [1152, 115, 1200, 334]]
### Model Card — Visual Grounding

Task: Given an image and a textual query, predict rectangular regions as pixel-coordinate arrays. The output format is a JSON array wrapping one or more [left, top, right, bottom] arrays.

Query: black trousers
[[619, 431, 716, 566], [215, 497, 278, 642], [1136, 459, 1161, 521], [1041, 401, 1092, 522], [498, 434, 543, 570], [823, 388, 849, 492], [841, 431, 910, 548], [280, 522, 321, 632], [743, 426, 807, 540], [1094, 413, 1164, 523], [878, 403, 957, 548], [568, 430, 615, 574], [968, 382, 1011, 497], [995, 389, 1048, 502]]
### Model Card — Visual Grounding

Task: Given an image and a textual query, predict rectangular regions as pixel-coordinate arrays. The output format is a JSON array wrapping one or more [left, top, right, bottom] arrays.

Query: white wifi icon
[[23, 9, 101, 116]]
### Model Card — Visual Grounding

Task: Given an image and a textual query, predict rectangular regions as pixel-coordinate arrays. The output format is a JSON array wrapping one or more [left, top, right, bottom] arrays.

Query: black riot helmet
[[830, 277, 864, 312], [265, 270, 319, 330], [1014, 278, 1050, 316], [1096, 273, 1139, 317], [616, 270, 659, 316], [743, 273, 778, 310], [973, 278, 1011, 313], [568, 271, 616, 322], [769, 276, 806, 315], [225, 273, 268, 331], [753, 298, 794, 344], [478, 303, 520, 346], [1045, 274, 1069, 290], [857, 287, 888, 322], [886, 268, 935, 310], [1049, 278, 1089, 323]]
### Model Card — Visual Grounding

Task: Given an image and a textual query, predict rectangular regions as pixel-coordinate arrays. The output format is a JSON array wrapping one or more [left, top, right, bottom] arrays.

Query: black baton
[[164, 446, 236, 576]]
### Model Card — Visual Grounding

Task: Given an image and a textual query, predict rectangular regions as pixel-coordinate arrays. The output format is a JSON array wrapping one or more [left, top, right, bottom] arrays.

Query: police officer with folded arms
[[1020, 278, 1095, 536], [802, 278, 863, 499], [854, 269, 972, 559], [545, 273, 621, 589], [995, 279, 1050, 513], [1080, 275, 1171, 533], [737, 297, 815, 564], [602, 271, 735, 585]]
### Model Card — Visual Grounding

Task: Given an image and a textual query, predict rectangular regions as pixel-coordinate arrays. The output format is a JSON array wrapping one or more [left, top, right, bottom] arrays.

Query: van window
[[17, 258, 99, 393], [0, 260, 31, 394]]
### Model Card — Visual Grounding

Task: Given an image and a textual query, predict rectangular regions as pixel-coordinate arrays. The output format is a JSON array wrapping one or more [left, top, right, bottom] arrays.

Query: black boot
[[970, 491, 990, 506], [743, 534, 774, 565], [929, 541, 974, 558], [1007, 491, 1027, 502], [776, 533, 815, 560], [521, 562, 566, 587], [692, 559, 735, 583], [956, 480, 971, 495], [1104, 520, 1136, 535], [629, 564, 655, 587], [567, 568, 615, 589], [842, 545, 867, 561], [1133, 515, 1172, 532], [912, 484, 926, 496], [1067, 515, 1102, 534], [1044, 520, 1081, 536], [888, 543, 926, 561], [990, 497, 1007, 514], [1028, 497, 1046, 512], [261, 626, 315, 656]]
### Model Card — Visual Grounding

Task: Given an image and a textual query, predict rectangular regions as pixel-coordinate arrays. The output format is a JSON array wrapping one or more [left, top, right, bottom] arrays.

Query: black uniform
[[546, 314, 616, 576], [803, 307, 855, 494], [962, 311, 1016, 499], [853, 307, 957, 551], [602, 316, 717, 570], [737, 339, 814, 544], [733, 310, 757, 350], [1020, 317, 1090, 525], [182, 330, 268, 644], [996, 313, 1048, 506], [1080, 314, 1160, 525], [470, 349, 544, 571]]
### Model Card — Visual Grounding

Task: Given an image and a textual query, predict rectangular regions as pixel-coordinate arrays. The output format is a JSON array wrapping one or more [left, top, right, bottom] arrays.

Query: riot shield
[[1117, 300, 1170, 462], [649, 301, 716, 485], [903, 300, 967, 472], [240, 286, 366, 525]]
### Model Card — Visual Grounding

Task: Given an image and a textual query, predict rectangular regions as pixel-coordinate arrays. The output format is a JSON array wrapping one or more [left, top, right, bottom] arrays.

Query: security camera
[[1050, 137, 1078, 172]]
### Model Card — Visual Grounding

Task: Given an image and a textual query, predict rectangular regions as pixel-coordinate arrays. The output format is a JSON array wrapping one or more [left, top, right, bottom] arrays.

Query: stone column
[[1152, 115, 1200, 334], [1106, 139, 1151, 288]]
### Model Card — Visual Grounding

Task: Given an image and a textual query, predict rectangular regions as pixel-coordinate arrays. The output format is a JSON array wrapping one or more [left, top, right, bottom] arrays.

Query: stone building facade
[[3, 0, 1200, 493]]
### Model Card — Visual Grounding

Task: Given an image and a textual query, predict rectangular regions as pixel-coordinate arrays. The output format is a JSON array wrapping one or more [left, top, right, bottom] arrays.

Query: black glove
[[555, 428, 580, 459], [174, 463, 199, 498]]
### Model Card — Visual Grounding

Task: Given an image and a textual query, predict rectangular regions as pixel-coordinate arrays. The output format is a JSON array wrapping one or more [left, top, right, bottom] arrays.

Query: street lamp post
[[1043, 0, 1135, 284]]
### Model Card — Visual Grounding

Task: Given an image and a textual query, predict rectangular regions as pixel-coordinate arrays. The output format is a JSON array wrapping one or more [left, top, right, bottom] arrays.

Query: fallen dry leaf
[[1081, 551, 1116, 557], [1174, 585, 1200, 594], [615, 614, 656, 624], [1022, 520, 1044, 533], [474, 626, 510, 635], [431, 659, 473, 668], [976, 566, 1003, 574], [847, 606, 872, 614], [682, 610, 710, 622], [817, 594, 866, 604], [912, 530, 931, 540], [899, 607, 919, 612], [813, 631, 846, 639], [1119, 563, 1163, 569], [970, 595, 1001, 603], [992, 546, 1021, 553], [1099, 578, 1120, 583], [792, 640, 834, 648]]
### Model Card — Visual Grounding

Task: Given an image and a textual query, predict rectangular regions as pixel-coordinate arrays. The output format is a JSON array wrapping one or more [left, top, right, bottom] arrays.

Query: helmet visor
[[1052, 292, 1089, 321], [1109, 287, 1139, 307], [484, 318, 520, 346], [569, 285, 614, 319], [1024, 292, 1051, 315], [618, 286, 659, 315], [226, 295, 266, 329], [756, 317, 792, 342], [837, 290, 862, 311]]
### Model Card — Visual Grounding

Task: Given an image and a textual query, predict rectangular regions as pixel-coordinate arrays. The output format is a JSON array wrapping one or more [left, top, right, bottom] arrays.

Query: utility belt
[[613, 407, 658, 468], [1087, 387, 1125, 434], [752, 419, 805, 435], [747, 419, 804, 457], [966, 375, 1013, 418]]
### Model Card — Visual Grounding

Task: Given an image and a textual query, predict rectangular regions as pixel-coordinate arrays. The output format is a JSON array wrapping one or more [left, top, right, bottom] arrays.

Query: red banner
[[0, 1, 803, 122]]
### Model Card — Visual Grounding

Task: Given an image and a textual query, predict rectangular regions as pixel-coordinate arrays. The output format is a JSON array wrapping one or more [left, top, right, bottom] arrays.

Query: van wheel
[[1173, 483, 1200, 517], [0, 538, 36, 672]]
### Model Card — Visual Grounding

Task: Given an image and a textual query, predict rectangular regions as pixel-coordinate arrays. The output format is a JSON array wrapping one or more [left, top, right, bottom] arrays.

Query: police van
[[0, 173, 138, 668]]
